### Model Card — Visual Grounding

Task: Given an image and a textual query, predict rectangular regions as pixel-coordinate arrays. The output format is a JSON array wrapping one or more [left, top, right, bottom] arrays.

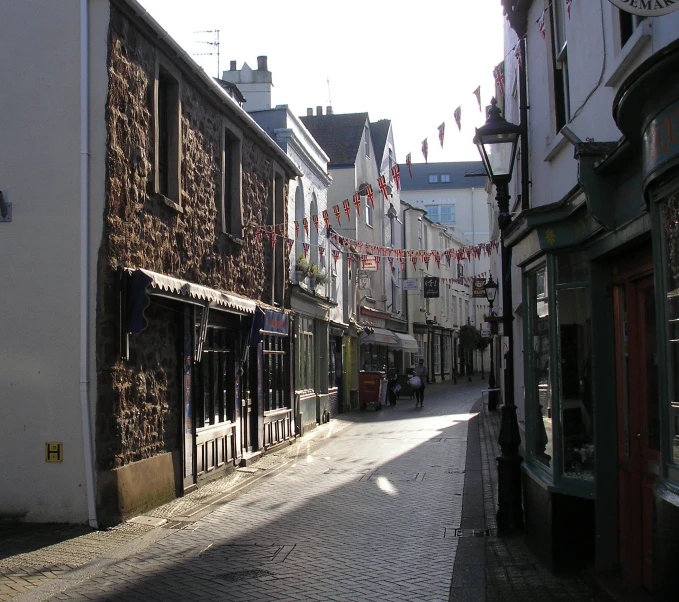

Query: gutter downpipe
[[519, 35, 530, 211], [402, 205, 411, 336], [80, 0, 98, 529]]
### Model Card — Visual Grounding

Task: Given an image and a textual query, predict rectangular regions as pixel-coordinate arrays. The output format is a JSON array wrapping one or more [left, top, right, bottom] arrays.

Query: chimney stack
[[229, 60, 237, 70], [307, 108, 313, 117], [257, 55, 268, 71], [327, 106, 333, 115], [316, 106, 323, 116]]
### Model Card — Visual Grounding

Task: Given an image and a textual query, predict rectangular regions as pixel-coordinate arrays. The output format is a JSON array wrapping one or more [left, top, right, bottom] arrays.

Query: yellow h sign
[[45, 442, 63, 463]]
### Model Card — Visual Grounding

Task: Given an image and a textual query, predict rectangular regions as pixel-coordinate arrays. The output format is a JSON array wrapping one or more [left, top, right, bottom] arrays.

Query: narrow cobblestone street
[[2, 378, 615, 602], [5, 380, 481, 602]]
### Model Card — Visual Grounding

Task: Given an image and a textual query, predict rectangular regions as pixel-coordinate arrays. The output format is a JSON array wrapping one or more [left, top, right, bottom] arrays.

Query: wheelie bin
[[358, 370, 386, 410]]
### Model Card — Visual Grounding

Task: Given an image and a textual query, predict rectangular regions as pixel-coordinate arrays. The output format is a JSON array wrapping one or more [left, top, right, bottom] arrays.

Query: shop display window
[[529, 266, 553, 471], [662, 192, 679, 478]]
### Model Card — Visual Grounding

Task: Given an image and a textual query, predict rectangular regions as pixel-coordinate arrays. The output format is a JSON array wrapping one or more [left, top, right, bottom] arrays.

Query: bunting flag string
[[343, 199, 351, 221], [353, 192, 361, 216], [366, 184, 375, 209], [421, 138, 428, 163], [377, 175, 390, 199], [453, 107, 462, 132], [473, 86, 481, 112], [405, 153, 413, 178], [538, 13, 546, 40], [391, 164, 401, 191], [438, 123, 445, 148], [303, 217, 309, 236]]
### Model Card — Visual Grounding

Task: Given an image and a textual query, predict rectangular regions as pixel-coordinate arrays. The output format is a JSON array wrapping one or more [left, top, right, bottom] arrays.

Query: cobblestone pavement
[[1, 379, 617, 602], [3, 380, 483, 602]]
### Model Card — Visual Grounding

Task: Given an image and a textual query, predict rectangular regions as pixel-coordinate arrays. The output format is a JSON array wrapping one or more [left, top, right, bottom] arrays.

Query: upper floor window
[[425, 204, 455, 224], [366, 196, 374, 227], [440, 174, 451, 183], [154, 57, 181, 207], [221, 118, 243, 237], [619, 10, 646, 48], [364, 125, 370, 158], [428, 174, 439, 184], [549, 0, 570, 132]]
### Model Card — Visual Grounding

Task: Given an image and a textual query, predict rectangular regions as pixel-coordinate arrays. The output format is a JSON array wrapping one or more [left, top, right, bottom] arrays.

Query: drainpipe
[[80, 0, 98, 529], [519, 37, 530, 211], [402, 205, 411, 336]]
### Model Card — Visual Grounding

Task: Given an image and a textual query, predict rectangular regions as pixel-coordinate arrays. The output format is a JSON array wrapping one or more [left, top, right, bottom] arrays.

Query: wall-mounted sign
[[45, 442, 63, 463], [472, 278, 487, 298], [403, 279, 419, 291], [423, 277, 440, 298], [608, 0, 679, 16], [359, 274, 370, 290], [360, 256, 378, 271]]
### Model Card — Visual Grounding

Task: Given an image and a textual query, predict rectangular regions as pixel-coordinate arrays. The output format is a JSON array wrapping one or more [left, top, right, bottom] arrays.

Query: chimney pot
[[230, 60, 236, 70], [257, 55, 268, 71], [316, 106, 323, 116], [327, 106, 333, 115]]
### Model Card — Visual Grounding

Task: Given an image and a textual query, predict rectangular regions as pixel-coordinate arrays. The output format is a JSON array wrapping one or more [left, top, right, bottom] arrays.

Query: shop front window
[[328, 340, 337, 388], [434, 335, 441, 374], [297, 317, 314, 391], [530, 266, 552, 470], [662, 193, 679, 476], [195, 326, 234, 428], [557, 287, 594, 480], [263, 335, 288, 411]]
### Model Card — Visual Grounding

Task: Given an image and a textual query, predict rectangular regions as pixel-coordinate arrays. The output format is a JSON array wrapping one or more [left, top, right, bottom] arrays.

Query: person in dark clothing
[[413, 358, 427, 407]]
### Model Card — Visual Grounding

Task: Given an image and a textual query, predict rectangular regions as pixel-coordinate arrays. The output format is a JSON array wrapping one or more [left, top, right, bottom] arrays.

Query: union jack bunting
[[366, 184, 375, 209], [271, 231, 277, 248], [286, 238, 294, 253], [303, 242, 309, 258], [353, 192, 361, 216], [294, 221, 299, 238], [493, 63, 505, 96], [303, 217, 309, 236], [333, 204, 341, 225], [422, 138, 429, 163], [332, 249, 340, 266], [322, 209, 330, 230], [388, 257, 394, 269], [405, 153, 413, 178], [313, 214, 320, 232], [400, 257, 406, 270], [538, 13, 546, 40], [473, 86, 481, 112], [375, 256, 381, 268], [343, 199, 351, 220], [454, 107, 462, 132], [514, 42, 523, 69], [392, 164, 401, 191], [377, 175, 390, 199], [434, 251, 441, 267], [423, 254, 430, 269], [278, 224, 285, 237], [438, 122, 445, 148], [361, 255, 369, 269]]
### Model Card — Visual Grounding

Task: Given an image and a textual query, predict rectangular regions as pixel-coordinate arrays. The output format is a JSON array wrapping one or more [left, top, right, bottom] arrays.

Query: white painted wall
[[0, 0, 108, 523]]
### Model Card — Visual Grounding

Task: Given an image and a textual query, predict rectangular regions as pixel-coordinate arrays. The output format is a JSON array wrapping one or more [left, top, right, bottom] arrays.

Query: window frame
[[548, 0, 571, 134], [428, 174, 439, 184], [153, 53, 182, 209], [440, 174, 451, 183], [221, 117, 244, 238]]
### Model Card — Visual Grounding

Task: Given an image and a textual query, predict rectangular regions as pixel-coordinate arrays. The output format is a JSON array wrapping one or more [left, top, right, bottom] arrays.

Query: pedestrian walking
[[413, 358, 427, 407]]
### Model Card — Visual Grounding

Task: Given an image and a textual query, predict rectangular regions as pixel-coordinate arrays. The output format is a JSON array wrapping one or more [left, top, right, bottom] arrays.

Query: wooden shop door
[[613, 255, 659, 593]]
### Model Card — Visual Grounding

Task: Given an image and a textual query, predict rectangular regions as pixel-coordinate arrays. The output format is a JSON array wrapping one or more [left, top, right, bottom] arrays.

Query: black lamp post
[[484, 276, 498, 411], [474, 97, 524, 533]]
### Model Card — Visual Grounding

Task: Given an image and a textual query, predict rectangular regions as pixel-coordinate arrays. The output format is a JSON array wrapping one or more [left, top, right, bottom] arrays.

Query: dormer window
[[428, 174, 439, 184]]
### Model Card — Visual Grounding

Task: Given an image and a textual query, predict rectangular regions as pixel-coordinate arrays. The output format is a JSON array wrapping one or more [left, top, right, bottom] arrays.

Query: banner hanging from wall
[[607, 0, 679, 16]]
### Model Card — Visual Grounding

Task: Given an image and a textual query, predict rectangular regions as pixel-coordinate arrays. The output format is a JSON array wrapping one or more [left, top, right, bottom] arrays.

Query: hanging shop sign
[[423, 276, 440, 298], [608, 0, 679, 16], [472, 278, 487, 298]]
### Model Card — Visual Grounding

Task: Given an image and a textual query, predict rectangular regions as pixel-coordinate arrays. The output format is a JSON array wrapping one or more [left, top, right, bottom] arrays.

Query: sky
[[136, 0, 506, 164]]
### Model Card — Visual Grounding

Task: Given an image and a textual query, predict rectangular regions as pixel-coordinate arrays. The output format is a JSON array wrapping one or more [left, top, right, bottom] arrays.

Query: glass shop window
[[556, 253, 593, 480], [297, 317, 314, 391], [556, 288, 594, 480], [530, 266, 552, 470], [196, 327, 235, 428], [663, 193, 679, 479], [263, 334, 287, 411]]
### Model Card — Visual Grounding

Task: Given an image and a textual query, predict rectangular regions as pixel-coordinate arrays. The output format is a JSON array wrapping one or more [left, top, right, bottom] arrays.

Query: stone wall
[[96, 5, 288, 475]]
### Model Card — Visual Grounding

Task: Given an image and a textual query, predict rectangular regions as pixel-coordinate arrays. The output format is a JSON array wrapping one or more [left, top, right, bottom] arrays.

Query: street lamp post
[[484, 276, 498, 411], [474, 98, 524, 533]]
